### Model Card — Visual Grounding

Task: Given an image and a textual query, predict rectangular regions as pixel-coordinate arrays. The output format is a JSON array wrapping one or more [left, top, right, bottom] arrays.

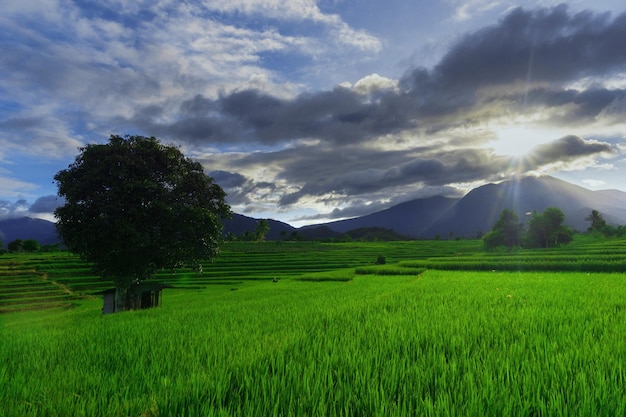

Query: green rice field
[[1, 236, 625, 416]]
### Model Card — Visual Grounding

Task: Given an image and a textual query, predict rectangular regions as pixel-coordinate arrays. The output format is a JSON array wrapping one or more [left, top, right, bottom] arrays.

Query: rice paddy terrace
[[1, 234, 625, 314], [0, 240, 477, 313], [2, 235, 625, 416]]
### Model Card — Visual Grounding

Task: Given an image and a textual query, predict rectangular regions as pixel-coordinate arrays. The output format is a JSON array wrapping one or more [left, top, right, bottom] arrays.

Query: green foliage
[[7, 239, 23, 253], [254, 219, 270, 241], [485, 207, 574, 250], [22, 239, 41, 253], [524, 207, 573, 248], [585, 210, 626, 237], [54, 135, 231, 310], [483, 209, 523, 250], [585, 209, 607, 232]]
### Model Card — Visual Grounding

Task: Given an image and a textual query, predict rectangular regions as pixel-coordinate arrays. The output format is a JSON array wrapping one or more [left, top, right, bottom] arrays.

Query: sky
[[1, 0, 626, 226]]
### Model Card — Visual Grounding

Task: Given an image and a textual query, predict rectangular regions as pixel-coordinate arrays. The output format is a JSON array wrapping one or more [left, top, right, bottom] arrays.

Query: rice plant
[[1, 271, 625, 416]]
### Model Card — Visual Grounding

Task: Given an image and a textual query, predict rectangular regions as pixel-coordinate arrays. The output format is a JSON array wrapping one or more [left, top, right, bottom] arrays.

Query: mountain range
[[304, 175, 626, 239], [2, 175, 626, 246]]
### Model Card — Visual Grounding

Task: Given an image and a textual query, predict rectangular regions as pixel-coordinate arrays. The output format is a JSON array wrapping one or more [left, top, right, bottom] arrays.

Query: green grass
[[0, 240, 481, 313], [1, 236, 626, 415], [1, 270, 625, 416]]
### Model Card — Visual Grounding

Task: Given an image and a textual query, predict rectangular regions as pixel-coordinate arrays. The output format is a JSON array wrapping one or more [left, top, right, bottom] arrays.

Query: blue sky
[[1, 0, 626, 226]]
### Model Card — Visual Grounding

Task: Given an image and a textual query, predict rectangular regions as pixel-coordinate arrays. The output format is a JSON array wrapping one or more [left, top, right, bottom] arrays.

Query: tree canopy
[[524, 207, 573, 248], [585, 209, 607, 232], [482, 209, 523, 250], [484, 207, 573, 250], [54, 135, 231, 311]]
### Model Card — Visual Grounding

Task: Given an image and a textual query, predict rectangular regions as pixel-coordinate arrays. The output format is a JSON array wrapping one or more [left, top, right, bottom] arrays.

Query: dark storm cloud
[[30, 195, 65, 213], [276, 146, 512, 205], [408, 5, 626, 94], [522, 88, 626, 124], [206, 169, 277, 207], [526, 135, 613, 167], [131, 4, 626, 149], [208, 170, 247, 188], [133, 86, 416, 146], [126, 4, 624, 210], [217, 134, 612, 208]]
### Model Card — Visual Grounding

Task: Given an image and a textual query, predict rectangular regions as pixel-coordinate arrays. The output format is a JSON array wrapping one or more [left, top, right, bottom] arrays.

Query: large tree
[[54, 135, 231, 311], [482, 208, 523, 250], [524, 207, 573, 248], [254, 219, 270, 241], [585, 209, 607, 233]]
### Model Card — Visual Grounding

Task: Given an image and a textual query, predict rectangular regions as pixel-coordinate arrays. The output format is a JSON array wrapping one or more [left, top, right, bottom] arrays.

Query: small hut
[[99, 282, 172, 314]]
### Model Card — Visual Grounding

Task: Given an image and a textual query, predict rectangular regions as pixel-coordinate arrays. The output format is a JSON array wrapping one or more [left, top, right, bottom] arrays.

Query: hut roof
[[96, 282, 173, 295]]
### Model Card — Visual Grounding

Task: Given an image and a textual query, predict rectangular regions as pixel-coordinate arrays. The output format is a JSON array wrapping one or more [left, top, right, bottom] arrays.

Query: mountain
[[0, 217, 60, 247], [307, 175, 626, 239], [302, 196, 459, 237], [419, 175, 626, 238], [3, 176, 626, 245], [222, 213, 295, 240]]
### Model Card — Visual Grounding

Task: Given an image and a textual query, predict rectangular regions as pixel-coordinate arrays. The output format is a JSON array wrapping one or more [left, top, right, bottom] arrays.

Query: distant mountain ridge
[[301, 195, 460, 237], [306, 175, 626, 239], [3, 175, 626, 245], [0, 217, 60, 247]]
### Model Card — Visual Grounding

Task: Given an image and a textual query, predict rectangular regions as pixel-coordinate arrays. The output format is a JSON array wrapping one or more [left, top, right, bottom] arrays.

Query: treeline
[[483, 207, 626, 251], [0, 238, 61, 254], [483, 207, 574, 250], [225, 223, 413, 242], [585, 209, 626, 237]]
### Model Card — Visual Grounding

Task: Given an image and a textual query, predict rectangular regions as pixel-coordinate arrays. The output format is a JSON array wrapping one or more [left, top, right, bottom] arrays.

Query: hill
[[4, 175, 626, 244], [222, 213, 295, 240], [0, 217, 60, 247], [421, 176, 626, 238], [308, 175, 626, 239], [302, 196, 459, 238]]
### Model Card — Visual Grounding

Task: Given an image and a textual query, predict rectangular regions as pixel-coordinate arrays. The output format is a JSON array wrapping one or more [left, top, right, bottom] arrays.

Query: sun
[[489, 125, 560, 159]]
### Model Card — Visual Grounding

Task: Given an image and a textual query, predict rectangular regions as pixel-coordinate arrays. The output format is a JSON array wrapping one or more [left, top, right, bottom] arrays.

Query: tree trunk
[[115, 284, 130, 312]]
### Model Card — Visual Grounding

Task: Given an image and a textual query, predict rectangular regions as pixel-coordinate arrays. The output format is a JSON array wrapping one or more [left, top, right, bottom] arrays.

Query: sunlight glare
[[489, 126, 562, 158]]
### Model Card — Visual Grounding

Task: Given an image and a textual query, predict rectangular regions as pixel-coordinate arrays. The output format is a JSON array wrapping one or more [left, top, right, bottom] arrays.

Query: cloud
[[1, 0, 382, 161], [433, 5, 626, 89], [128, 5, 626, 149], [0, 195, 63, 220], [0, 176, 39, 198], [451, 0, 503, 22], [204, 0, 382, 52], [0, 199, 30, 220], [582, 179, 607, 187], [2, 3, 625, 222], [30, 195, 65, 214], [130, 3, 624, 211], [525, 135, 613, 168], [352, 73, 399, 95]]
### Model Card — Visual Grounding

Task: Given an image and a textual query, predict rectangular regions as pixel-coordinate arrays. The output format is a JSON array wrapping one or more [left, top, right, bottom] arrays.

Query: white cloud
[[450, 0, 503, 22], [203, 0, 382, 52], [0, 177, 39, 199], [582, 179, 607, 187], [353, 73, 398, 94]]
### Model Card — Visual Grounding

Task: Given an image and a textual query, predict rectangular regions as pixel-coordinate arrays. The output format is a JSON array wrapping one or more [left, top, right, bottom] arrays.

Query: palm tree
[[585, 210, 606, 232]]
